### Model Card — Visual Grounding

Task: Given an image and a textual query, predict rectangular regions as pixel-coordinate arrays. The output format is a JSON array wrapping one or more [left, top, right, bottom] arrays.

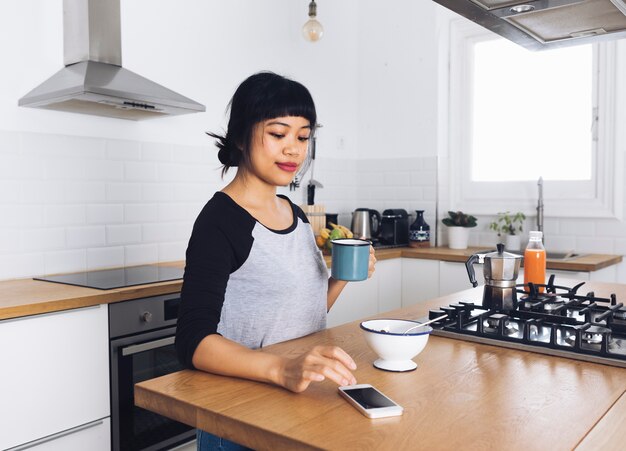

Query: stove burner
[[584, 333, 604, 345], [484, 314, 519, 336], [564, 325, 611, 347]]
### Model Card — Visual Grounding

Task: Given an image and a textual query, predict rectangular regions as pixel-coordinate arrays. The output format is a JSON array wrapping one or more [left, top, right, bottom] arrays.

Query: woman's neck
[[222, 171, 279, 210], [222, 171, 294, 230]]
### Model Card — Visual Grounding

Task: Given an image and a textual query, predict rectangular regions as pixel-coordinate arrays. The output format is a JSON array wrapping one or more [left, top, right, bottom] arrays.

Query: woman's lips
[[276, 162, 298, 172]]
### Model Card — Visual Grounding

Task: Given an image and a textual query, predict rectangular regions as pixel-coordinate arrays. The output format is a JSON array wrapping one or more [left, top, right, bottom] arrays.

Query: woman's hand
[[277, 345, 357, 393], [368, 245, 377, 278]]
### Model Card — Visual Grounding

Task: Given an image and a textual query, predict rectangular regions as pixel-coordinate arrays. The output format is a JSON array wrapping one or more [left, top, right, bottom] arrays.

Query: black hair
[[207, 71, 317, 176]]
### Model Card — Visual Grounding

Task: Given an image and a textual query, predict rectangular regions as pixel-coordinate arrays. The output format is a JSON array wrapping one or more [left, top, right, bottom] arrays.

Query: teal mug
[[331, 238, 370, 281]]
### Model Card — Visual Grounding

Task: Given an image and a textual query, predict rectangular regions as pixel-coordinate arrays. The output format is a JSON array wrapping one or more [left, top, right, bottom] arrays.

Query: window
[[446, 19, 622, 219]]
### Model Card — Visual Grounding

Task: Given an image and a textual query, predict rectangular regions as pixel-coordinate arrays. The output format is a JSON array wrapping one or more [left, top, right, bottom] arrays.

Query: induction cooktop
[[34, 265, 184, 290]]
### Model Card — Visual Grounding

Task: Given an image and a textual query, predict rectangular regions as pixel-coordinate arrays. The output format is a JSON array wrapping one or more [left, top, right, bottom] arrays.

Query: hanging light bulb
[[302, 0, 324, 42]]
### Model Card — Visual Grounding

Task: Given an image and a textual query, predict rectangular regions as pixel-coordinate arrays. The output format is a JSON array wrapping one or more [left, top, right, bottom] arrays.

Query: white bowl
[[360, 319, 432, 372]]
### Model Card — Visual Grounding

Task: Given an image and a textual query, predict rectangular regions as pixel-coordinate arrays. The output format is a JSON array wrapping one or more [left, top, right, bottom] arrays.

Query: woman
[[175, 72, 376, 450]]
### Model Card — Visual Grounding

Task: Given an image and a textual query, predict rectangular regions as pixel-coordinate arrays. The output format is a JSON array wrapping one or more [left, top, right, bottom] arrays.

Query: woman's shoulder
[[277, 194, 309, 224], [195, 192, 255, 230]]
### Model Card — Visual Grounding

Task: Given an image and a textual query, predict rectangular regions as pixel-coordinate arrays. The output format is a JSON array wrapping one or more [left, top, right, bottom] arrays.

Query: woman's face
[[247, 116, 312, 187]]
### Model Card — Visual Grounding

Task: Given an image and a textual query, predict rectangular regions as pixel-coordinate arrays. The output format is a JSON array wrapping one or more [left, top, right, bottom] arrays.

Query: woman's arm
[[192, 334, 357, 393], [327, 277, 348, 311], [327, 245, 377, 311]]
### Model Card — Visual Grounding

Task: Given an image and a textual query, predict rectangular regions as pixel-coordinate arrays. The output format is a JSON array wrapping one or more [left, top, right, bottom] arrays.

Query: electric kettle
[[351, 208, 381, 240], [465, 243, 523, 311]]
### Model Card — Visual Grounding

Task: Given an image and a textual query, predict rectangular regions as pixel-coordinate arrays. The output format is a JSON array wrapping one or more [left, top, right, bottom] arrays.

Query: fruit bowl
[[360, 319, 432, 372]]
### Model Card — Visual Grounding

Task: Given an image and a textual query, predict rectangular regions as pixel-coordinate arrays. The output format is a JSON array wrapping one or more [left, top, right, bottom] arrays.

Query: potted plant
[[442, 211, 477, 250], [489, 211, 526, 251]]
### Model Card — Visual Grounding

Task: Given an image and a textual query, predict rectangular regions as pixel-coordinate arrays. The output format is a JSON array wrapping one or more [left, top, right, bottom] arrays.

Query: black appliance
[[34, 265, 184, 290], [379, 209, 409, 246], [423, 275, 626, 368], [110, 294, 195, 451]]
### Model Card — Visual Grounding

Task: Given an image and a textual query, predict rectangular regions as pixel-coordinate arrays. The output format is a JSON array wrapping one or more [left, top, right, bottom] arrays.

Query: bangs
[[226, 72, 319, 161], [260, 82, 317, 128]]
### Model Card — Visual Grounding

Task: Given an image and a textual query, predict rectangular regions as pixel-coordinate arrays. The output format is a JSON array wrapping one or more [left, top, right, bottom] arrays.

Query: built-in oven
[[109, 293, 195, 451]]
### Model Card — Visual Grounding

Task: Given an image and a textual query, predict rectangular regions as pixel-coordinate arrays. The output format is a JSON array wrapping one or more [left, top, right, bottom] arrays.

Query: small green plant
[[489, 211, 526, 236], [442, 211, 477, 228]]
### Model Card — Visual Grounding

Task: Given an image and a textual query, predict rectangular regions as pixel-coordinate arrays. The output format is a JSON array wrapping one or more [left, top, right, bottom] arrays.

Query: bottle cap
[[529, 231, 543, 240]]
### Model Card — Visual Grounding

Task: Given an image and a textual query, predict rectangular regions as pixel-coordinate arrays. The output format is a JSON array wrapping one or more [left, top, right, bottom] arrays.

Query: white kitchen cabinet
[[377, 258, 402, 314], [327, 260, 401, 327], [327, 271, 378, 327], [439, 261, 474, 296], [589, 265, 617, 282], [0, 305, 110, 451], [21, 418, 110, 451], [401, 258, 439, 307]]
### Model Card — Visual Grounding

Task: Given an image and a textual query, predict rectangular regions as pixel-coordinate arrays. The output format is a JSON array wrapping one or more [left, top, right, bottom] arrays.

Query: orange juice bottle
[[524, 231, 546, 293]]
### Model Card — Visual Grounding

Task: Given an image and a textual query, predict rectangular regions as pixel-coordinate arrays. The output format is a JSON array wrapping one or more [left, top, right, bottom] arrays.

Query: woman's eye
[[298, 136, 311, 142], [269, 132, 284, 139]]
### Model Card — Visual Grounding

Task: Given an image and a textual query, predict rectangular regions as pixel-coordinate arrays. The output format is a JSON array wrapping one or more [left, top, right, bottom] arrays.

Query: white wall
[[356, 0, 439, 160], [1, 1, 359, 151], [1, 0, 624, 282], [0, 0, 362, 280]]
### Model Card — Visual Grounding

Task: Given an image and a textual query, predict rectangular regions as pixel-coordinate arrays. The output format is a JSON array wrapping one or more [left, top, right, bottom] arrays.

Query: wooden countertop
[[324, 246, 622, 272], [393, 246, 623, 272], [0, 262, 185, 320], [135, 280, 626, 451], [0, 248, 620, 321]]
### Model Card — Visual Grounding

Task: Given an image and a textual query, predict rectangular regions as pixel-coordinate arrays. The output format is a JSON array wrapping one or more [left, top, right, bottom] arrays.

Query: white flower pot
[[505, 234, 521, 252], [447, 227, 470, 250]]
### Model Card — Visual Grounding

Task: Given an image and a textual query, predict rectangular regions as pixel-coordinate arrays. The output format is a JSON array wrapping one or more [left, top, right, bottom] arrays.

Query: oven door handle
[[122, 336, 175, 356]]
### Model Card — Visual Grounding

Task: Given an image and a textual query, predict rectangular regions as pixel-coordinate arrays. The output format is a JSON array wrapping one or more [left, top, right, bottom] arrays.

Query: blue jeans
[[197, 430, 254, 451]]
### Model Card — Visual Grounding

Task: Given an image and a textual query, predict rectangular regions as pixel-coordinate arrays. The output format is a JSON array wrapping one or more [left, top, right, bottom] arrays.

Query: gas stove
[[423, 275, 626, 368]]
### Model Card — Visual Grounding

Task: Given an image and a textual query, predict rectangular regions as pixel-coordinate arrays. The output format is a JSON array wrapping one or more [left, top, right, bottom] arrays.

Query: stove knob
[[141, 311, 153, 323]]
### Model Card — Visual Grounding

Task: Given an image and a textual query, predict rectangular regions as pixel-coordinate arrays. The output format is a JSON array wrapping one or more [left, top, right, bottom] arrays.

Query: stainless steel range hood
[[18, 0, 205, 120], [434, 0, 626, 50]]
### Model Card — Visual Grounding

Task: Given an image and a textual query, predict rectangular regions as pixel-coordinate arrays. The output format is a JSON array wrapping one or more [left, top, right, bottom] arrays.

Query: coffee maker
[[379, 209, 409, 245], [465, 244, 523, 311]]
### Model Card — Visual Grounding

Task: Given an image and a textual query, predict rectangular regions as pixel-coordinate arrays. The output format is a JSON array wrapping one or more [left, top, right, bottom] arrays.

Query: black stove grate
[[426, 275, 626, 367]]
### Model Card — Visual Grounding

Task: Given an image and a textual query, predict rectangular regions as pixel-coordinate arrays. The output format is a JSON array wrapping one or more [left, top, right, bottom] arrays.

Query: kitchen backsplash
[[2, 130, 625, 282], [0, 130, 437, 280], [281, 155, 438, 235]]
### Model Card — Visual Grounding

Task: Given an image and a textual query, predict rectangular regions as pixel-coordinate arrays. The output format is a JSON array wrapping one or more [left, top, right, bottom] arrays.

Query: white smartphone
[[338, 384, 404, 418]]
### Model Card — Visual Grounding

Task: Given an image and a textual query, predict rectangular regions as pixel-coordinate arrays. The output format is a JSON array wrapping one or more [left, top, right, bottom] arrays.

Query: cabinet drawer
[[0, 305, 110, 450], [10, 418, 110, 451]]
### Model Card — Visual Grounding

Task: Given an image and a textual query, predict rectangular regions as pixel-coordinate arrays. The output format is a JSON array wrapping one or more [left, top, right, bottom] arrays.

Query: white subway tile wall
[[0, 131, 218, 279], [1, 130, 625, 282], [0, 130, 442, 279]]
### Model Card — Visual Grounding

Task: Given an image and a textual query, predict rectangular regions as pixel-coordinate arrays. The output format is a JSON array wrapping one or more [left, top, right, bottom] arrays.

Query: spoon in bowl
[[402, 314, 448, 335]]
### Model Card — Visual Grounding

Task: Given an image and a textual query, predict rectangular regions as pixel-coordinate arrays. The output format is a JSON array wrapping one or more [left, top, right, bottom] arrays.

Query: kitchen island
[[135, 280, 626, 451]]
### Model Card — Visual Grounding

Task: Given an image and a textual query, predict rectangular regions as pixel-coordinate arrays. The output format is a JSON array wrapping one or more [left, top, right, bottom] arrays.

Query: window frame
[[446, 18, 622, 219]]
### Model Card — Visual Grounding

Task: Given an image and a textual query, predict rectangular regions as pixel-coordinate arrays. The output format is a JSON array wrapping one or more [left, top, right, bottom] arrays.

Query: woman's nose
[[284, 139, 300, 156]]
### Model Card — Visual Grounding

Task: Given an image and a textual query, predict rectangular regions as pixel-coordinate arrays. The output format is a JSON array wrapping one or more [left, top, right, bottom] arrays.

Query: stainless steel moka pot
[[466, 244, 523, 311]]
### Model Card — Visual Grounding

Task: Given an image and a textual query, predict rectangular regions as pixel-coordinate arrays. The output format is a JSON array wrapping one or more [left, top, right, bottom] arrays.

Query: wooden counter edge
[[134, 379, 323, 451], [134, 381, 198, 430], [0, 281, 182, 320]]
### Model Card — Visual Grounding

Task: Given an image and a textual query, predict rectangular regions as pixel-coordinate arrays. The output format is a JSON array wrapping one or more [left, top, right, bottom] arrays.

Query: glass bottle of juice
[[524, 231, 546, 293]]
